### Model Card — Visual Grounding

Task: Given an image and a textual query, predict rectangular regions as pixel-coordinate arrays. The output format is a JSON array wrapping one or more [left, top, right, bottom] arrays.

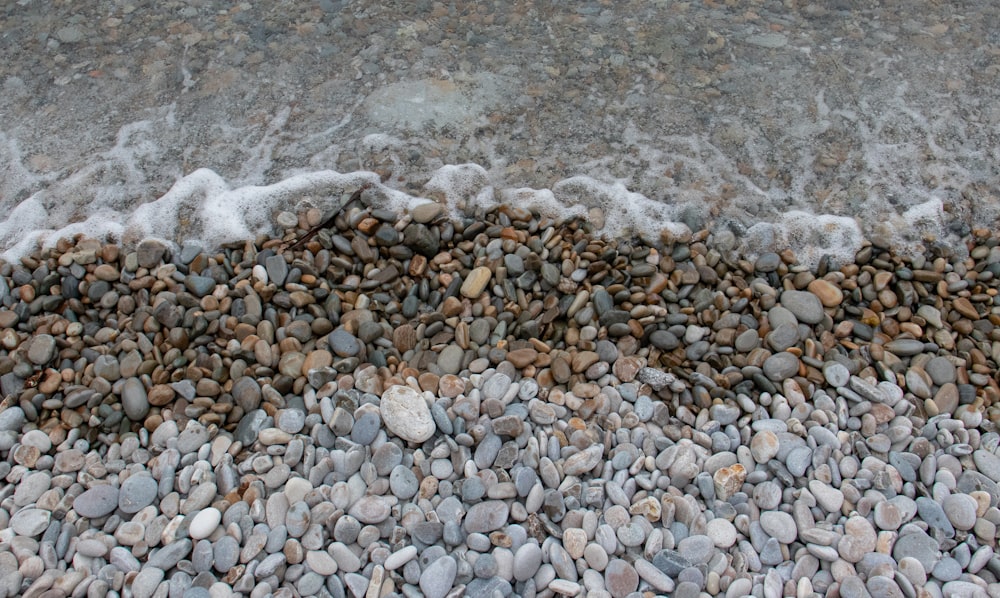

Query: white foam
[[125, 168, 382, 248], [743, 211, 864, 268]]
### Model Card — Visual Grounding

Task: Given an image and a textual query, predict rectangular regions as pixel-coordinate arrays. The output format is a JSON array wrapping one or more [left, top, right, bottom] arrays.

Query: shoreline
[[0, 203, 999, 598]]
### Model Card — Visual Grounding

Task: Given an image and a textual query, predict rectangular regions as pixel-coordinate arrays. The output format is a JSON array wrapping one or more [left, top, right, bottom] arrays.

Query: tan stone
[[506, 348, 538, 369], [713, 464, 746, 501], [807, 279, 844, 307], [460, 267, 492, 298]]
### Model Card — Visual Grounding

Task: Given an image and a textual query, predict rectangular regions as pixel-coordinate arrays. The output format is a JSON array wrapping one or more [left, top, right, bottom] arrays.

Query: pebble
[[3, 205, 1000, 598], [379, 385, 436, 442], [760, 511, 797, 543], [419, 556, 457, 598], [73, 484, 120, 518]]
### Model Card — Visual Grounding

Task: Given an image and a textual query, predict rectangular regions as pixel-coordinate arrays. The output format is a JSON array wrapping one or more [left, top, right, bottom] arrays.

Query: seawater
[[0, 1, 997, 267]]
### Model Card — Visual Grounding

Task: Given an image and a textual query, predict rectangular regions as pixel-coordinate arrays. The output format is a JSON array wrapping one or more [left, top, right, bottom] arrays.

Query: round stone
[[10, 508, 51, 536], [759, 511, 797, 544], [464, 501, 509, 533], [604, 559, 639, 598], [119, 475, 158, 514], [823, 362, 851, 387], [942, 494, 977, 531], [706, 518, 737, 548], [379, 385, 436, 443], [780, 290, 824, 324], [189, 508, 222, 540], [349, 496, 391, 524], [750, 430, 780, 463], [762, 352, 800, 381]]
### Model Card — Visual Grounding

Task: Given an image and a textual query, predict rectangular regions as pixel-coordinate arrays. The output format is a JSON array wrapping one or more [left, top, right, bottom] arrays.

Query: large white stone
[[380, 385, 436, 443]]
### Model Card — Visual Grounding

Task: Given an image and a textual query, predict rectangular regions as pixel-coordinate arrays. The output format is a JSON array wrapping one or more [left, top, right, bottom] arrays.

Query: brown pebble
[[506, 348, 538, 369], [807, 279, 843, 307]]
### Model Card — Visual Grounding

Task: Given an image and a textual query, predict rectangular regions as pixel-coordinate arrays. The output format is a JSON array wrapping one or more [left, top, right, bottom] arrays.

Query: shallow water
[[1, 0, 998, 264]]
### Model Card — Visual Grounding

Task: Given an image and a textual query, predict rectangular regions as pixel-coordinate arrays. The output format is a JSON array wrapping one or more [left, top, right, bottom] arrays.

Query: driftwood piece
[[285, 183, 371, 252]]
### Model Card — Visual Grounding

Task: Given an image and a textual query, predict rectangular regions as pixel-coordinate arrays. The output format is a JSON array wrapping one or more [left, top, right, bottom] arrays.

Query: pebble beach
[[1, 198, 1000, 598]]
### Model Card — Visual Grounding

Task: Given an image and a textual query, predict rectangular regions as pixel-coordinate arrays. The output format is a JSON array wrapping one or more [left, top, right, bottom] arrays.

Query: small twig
[[285, 183, 371, 252]]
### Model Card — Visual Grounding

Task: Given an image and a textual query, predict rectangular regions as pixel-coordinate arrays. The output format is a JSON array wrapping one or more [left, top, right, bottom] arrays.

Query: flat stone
[[823, 362, 851, 387], [751, 430, 780, 463], [760, 511, 797, 543], [464, 501, 509, 533], [942, 494, 977, 531], [884, 339, 926, 357], [10, 508, 51, 536], [349, 496, 391, 524], [564, 444, 604, 476], [605, 559, 639, 598], [513, 543, 542, 581], [306, 550, 339, 575], [74, 484, 120, 518], [419, 555, 457, 598], [706, 518, 737, 548], [436, 344, 465, 375], [0, 406, 25, 432], [131, 567, 164, 598], [807, 279, 844, 307], [763, 352, 800, 381], [119, 474, 158, 514], [380, 385, 436, 443], [780, 290, 825, 324]]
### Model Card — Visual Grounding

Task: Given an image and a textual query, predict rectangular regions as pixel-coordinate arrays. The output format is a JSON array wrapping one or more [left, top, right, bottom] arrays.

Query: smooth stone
[[823, 362, 851, 387], [780, 290, 825, 324], [0, 406, 25, 432], [419, 555, 457, 598], [916, 497, 954, 538], [941, 494, 977, 531], [27, 334, 56, 365], [464, 501, 510, 533], [131, 567, 165, 598], [892, 531, 941, 572], [513, 543, 542, 582], [760, 511, 798, 543], [564, 444, 604, 476], [10, 508, 51, 536], [461, 267, 492, 298], [604, 559, 639, 598], [328, 329, 361, 357], [306, 550, 339, 575], [74, 484, 120, 518], [120, 474, 158, 514], [437, 344, 465, 376], [380, 385, 436, 443], [925, 357, 957, 385], [349, 496, 391, 524], [122, 377, 150, 421], [762, 352, 800, 381], [884, 339, 926, 357], [189, 508, 222, 540]]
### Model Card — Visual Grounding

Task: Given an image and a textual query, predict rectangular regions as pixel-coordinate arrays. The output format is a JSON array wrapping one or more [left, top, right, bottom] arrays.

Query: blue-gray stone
[[652, 550, 691, 577], [916, 497, 955, 538], [184, 275, 216, 297], [119, 474, 158, 514], [265, 255, 288, 286]]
